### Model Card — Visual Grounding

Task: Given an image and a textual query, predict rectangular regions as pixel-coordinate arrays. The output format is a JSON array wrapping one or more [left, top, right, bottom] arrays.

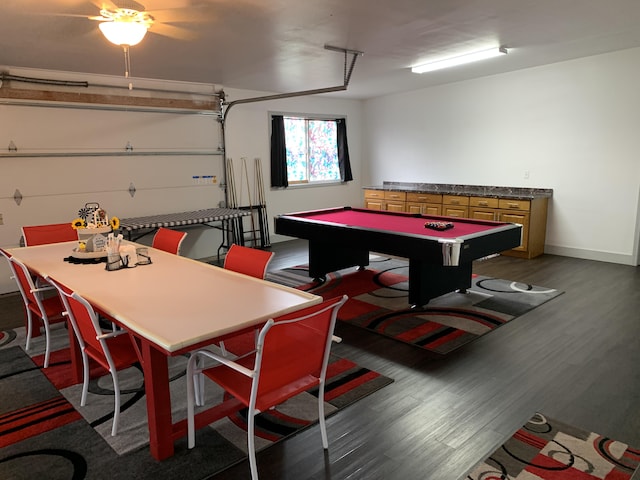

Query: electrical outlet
[[0, 213, 3, 225]]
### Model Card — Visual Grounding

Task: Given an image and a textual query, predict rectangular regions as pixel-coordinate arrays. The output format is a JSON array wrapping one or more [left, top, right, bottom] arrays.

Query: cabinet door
[[406, 202, 442, 215], [385, 201, 406, 212], [424, 204, 442, 215], [364, 199, 385, 210], [406, 202, 423, 214], [443, 206, 468, 217], [498, 211, 529, 251]]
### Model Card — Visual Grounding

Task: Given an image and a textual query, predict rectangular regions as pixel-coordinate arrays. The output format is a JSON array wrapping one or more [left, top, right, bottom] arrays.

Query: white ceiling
[[2, 0, 640, 99]]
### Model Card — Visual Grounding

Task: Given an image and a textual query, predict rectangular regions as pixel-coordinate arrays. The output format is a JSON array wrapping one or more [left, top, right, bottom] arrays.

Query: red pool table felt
[[302, 209, 500, 239]]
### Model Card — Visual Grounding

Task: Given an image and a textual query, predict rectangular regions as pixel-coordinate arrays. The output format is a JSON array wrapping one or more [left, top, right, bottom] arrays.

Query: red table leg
[[140, 340, 174, 460]]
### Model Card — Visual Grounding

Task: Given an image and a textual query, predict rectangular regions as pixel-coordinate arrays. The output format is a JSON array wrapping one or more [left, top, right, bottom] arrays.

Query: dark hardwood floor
[[1, 240, 638, 479], [222, 240, 640, 479]]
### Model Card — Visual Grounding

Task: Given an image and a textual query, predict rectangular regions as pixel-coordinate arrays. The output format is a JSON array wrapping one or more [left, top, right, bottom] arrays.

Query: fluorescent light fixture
[[411, 46, 508, 74]]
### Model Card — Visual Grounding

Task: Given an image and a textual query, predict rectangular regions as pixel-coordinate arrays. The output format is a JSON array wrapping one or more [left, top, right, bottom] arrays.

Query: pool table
[[274, 206, 523, 306]]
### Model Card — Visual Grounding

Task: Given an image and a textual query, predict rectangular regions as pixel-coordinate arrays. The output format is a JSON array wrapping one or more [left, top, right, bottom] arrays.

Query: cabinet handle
[[478, 201, 488, 206], [451, 200, 459, 205], [508, 203, 519, 208]]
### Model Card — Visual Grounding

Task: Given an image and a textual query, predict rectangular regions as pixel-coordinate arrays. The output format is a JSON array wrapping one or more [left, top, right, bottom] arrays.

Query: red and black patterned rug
[[466, 412, 640, 479], [0, 328, 393, 479], [267, 256, 563, 355]]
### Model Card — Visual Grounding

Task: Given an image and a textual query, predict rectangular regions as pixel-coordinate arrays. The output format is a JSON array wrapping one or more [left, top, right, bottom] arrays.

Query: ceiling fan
[[81, 1, 203, 86], [91, 4, 154, 47]]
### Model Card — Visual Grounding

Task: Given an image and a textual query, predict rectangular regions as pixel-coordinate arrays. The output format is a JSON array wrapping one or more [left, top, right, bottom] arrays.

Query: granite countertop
[[364, 182, 553, 200]]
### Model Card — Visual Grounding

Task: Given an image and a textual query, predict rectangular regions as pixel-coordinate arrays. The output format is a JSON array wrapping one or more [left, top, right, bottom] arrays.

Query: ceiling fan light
[[99, 20, 148, 46], [411, 46, 508, 74]]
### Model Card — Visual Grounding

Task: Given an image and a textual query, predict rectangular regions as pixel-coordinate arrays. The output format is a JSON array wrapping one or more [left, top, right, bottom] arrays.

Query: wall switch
[[524, 170, 530, 179]]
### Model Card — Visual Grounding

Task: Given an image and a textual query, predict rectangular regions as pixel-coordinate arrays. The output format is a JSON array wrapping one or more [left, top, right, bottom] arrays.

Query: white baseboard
[[544, 245, 637, 266]]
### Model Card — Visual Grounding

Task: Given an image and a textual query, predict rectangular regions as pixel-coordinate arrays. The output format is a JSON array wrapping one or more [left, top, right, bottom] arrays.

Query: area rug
[[0, 327, 393, 479], [267, 256, 563, 355], [466, 412, 640, 479]]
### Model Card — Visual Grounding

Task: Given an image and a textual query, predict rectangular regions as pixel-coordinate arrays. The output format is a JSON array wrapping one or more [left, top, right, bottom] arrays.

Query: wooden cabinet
[[363, 189, 385, 210], [363, 187, 550, 259], [363, 189, 406, 211], [406, 192, 442, 215], [498, 198, 548, 259], [384, 191, 406, 212], [442, 195, 469, 217], [469, 197, 500, 221]]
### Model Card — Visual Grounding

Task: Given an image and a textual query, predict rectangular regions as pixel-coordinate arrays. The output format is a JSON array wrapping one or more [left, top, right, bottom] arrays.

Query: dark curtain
[[270, 115, 288, 188], [336, 118, 353, 182]]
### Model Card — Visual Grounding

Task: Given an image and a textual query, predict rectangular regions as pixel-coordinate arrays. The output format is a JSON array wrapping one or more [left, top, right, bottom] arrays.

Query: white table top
[[6, 242, 321, 353]]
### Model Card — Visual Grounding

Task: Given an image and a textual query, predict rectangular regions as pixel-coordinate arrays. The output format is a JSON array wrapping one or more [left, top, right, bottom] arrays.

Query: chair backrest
[[0, 247, 12, 263], [223, 244, 275, 279], [0, 247, 18, 289], [22, 223, 78, 246], [5, 253, 45, 315], [47, 277, 110, 365], [152, 227, 187, 255], [252, 295, 347, 410]]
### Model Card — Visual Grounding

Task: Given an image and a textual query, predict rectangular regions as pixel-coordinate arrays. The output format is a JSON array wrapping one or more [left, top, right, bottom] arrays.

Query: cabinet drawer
[[364, 189, 385, 200], [469, 197, 499, 208], [498, 199, 530, 211], [384, 191, 407, 201], [406, 192, 442, 203], [442, 195, 470, 206], [469, 208, 497, 221]]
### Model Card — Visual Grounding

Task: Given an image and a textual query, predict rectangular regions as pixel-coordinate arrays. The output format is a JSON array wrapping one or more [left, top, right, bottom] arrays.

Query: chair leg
[[111, 370, 120, 436], [247, 408, 259, 480], [318, 379, 328, 449], [42, 318, 51, 368], [80, 351, 90, 407], [25, 310, 33, 352]]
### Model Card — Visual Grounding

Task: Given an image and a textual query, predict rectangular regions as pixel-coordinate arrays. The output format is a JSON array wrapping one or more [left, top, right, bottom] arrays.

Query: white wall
[[363, 47, 640, 265], [221, 87, 364, 244]]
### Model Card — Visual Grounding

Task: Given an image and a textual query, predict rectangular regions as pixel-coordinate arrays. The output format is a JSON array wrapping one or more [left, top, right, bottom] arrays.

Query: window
[[270, 114, 352, 188], [284, 117, 340, 184]]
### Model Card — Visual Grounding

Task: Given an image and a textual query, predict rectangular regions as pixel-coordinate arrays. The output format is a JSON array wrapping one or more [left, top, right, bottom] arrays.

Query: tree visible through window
[[284, 117, 341, 184]]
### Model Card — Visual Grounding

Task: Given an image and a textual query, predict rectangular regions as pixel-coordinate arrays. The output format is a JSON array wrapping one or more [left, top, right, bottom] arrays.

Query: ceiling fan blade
[[150, 22, 197, 41], [145, 6, 218, 25]]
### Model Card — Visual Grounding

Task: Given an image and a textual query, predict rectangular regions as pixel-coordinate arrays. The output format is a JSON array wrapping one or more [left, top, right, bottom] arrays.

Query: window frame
[[270, 111, 347, 188]]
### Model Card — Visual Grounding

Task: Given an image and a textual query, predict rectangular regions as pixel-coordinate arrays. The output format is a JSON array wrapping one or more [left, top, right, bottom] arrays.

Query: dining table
[[5, 240, 322, 460]]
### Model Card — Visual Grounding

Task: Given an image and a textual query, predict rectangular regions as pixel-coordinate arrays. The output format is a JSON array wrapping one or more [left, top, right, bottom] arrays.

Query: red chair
[[151, 227, 187, 255], [223, 244, 274, 279], [0, 248, 66, 368], [47, 276, 141, 436], [22, 223, 78, 246], [186, 295, 348, 480], [217, 244, 275, 356]]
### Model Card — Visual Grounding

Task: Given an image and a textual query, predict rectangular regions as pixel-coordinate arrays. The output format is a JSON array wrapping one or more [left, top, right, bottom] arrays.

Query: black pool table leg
[[408, 260, 473, 307], [308, 240, 370, 279]]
